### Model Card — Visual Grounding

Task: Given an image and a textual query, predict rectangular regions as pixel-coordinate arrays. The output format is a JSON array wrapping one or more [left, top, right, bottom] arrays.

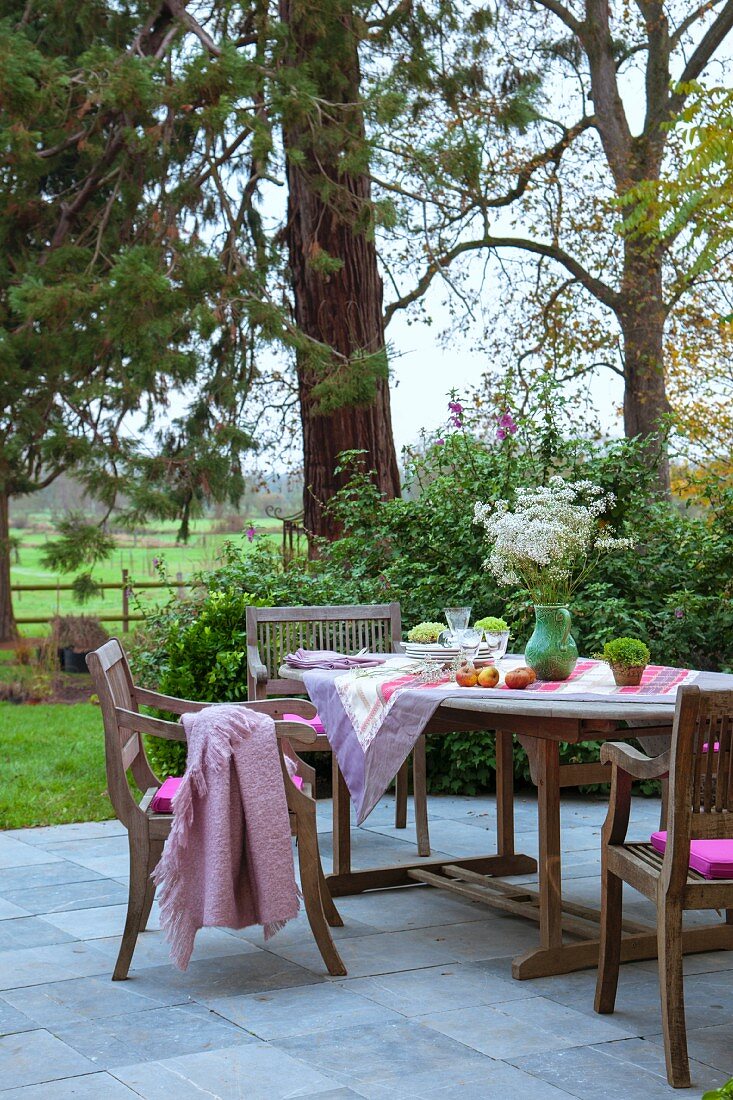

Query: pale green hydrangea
[[406, 622, 446, 643]]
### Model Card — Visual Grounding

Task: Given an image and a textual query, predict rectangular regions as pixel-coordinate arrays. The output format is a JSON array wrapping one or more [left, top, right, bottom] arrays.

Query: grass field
[[9, 514, 282, 633], [0, 703, 115, 828]]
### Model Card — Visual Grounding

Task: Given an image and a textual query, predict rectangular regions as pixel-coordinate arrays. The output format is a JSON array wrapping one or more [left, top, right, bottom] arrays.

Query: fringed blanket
[[153, 705, 299, 970]]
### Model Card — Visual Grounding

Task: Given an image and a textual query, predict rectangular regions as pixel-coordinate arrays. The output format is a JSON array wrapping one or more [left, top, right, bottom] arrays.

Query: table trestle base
[[325, 853, 537, 897], [511, 922, 733, 979], [405, 861, 733, 979], [407, 864, 652, 941]]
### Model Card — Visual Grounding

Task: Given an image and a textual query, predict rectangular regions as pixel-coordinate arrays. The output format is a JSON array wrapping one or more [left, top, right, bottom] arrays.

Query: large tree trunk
[[0, 490, 18, 643], [280, 0, 400, 544], [619, 240, 671, 493]]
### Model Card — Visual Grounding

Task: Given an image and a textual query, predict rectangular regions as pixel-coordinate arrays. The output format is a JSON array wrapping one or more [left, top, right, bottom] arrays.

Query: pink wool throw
[[153, 705, 299, 970]]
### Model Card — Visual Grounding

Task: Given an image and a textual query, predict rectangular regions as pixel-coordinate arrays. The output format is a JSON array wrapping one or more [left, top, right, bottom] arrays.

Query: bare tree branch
[[671, 0, 728, 47], [167, 0, 222, 56], [672, 0, 733, 105], [531, 0, 584, 36], [384, 232, 619, 326]]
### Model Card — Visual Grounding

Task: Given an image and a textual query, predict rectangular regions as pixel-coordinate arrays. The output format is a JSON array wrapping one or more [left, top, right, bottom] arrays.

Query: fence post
[[122, 568, 129, 633], [176, 571, 185, 600]]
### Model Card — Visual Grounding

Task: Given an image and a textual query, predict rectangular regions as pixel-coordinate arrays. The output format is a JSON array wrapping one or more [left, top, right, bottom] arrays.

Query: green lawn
[[9, 516, 282, 633], [0, 703, 115, 828]]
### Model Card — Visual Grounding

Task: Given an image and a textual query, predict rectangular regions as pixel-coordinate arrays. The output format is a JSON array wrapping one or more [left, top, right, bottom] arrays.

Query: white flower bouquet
[[473, 476, 633, 606]]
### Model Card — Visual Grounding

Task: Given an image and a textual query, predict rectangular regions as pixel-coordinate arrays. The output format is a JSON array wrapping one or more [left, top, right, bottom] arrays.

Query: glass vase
[[524, 605, 578, 681]]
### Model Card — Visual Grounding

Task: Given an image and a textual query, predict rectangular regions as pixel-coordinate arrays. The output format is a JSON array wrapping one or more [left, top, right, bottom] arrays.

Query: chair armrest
[[600, 741, 670, 780], [247, 645, 268, 684], [134, 687, 211, 715], [128, 693, 318, 744], [115, 707, 187, 741]]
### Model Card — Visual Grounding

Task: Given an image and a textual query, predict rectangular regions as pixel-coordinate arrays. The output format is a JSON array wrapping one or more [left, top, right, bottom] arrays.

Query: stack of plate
[[403, 642, 491, 660]]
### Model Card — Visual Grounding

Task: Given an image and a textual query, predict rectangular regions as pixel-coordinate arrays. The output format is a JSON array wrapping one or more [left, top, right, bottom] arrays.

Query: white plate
[[404, 643, 490, 657]]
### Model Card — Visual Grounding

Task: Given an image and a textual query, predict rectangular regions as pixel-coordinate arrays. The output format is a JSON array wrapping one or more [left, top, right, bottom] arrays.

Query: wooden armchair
[[87, 639, 346, 982], [595, 686, 733, 1088], [245, 603, 430, 869]]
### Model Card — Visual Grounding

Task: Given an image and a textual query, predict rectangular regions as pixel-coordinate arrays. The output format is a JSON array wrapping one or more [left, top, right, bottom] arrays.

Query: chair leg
[[412, 736, 430, 857], [139, 839, 163, 934], [296, 810, 347, 976], [594, 863, 624, 1014], [317, 851, 344, 928], [658, 898, 691, 1088], [394, 759, 408, 829], [113, 832, 149, 981]]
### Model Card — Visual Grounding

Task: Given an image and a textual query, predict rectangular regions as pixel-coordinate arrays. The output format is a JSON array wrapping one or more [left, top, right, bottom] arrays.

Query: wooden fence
[[11, 569, 196, 632]]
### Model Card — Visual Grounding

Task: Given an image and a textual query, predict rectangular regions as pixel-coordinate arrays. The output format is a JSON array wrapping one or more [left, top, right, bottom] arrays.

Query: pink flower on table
[[246, 525, 256, 542]]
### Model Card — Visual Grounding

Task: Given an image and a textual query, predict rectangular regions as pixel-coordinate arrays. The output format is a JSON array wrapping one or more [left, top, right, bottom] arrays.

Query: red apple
[[455, 663, 479, 687], [505, 666, 535, 690], [477, 665, 500, 688]]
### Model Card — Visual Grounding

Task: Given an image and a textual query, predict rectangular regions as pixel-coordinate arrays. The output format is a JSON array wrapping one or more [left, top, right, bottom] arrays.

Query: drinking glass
[[456, 627, 482, 664], [483, 628, 510, 663], [443, 607, 471, 644]]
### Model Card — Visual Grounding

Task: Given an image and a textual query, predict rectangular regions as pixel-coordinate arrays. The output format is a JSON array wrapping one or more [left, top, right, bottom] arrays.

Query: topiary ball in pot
[[600, 637, 651, 687]]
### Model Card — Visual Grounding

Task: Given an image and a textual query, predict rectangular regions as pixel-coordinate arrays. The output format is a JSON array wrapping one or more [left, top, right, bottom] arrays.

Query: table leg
[[510, 735, 565, 977], [537, 737, 563, 950], [496, 730, 515, 858], [332, 756, 351, 876]]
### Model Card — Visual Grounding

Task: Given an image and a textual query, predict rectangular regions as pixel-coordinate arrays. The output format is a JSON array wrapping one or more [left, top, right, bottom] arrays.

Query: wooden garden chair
[[245, 602, 430, 870], [87, 639, 346, 982], [595, 685, 733, 1088]]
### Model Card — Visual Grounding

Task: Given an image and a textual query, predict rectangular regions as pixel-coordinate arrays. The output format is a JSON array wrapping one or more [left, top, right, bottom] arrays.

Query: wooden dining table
[[281, 665, 733, 979]]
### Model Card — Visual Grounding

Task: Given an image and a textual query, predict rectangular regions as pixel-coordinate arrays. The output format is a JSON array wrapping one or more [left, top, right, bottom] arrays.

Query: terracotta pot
[[611, 664, 645, 687]]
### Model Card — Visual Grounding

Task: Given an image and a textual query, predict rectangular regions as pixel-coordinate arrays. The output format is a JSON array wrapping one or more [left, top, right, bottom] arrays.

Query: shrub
[[600, 637, 651, 668], [128, 587, 268, 779]]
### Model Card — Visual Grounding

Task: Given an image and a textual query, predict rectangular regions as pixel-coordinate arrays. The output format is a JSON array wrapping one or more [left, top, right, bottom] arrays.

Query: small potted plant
[[406, 622, 446, 644], [600, 636, 651, 687], [474, 616, 510, 659], [50, 615, 110, 673]]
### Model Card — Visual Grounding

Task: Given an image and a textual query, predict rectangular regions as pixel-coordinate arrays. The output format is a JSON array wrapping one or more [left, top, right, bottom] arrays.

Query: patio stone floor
[[1, 792, 732, 1098]]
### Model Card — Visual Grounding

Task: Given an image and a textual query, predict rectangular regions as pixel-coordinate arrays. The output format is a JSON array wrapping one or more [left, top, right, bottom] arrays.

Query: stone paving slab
[[1, 793, 731, 1098]]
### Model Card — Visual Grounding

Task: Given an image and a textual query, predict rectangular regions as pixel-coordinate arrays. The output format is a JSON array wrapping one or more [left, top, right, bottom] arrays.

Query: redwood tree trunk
[[280, 0, 400, 544], [619, 240, 671, 493], [0, 490, 18, 643]]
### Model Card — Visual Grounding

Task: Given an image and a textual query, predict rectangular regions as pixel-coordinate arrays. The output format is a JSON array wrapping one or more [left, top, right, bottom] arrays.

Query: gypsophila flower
[[474, 477, 633, 605]]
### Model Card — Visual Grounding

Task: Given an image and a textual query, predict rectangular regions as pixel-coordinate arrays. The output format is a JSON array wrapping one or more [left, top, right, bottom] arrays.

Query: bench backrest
[[246, 602, 402, 699]]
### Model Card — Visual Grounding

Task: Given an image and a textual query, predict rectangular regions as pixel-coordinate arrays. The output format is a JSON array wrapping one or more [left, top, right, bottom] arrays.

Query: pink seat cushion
[[650, 831, 733, 879], [282, 712, 325, 735], [151, 776, 182, 814]]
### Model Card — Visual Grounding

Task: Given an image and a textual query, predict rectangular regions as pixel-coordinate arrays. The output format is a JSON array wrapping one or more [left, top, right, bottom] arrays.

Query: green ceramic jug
[[524, 605, 578, 681]]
